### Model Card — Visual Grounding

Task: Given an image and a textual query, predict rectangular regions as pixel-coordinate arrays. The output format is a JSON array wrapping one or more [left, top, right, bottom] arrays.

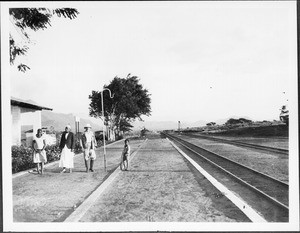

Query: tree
[[9, 8, 79, 72], [119, 118, 134, 132], [225, 118, 252, 125], [225, 118, 240, 125], [140, 127, 149, 137], [238, 118, 252, 124], [89, 75, 151, 137], [206, 122, 216, 126]]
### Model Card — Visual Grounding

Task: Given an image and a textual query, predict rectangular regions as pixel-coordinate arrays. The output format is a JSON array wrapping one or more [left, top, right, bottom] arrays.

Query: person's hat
[[84, 124, 92, 128]]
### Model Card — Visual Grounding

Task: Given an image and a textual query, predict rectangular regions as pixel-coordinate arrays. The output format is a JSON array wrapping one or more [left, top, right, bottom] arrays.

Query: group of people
[[58, 123, 97, 173], [32, 124, 131, 174]]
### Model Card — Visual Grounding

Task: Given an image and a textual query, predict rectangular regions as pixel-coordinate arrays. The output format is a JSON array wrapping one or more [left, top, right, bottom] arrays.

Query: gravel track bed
[[184, 137, 288, 183], [191, 134, 288, 150], [234, 138, 288, 150]]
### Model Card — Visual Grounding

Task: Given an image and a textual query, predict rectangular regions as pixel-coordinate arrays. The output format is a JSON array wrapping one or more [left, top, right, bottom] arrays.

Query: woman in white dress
[[59, 125, 75, 173], [32, 129, 47, 174]]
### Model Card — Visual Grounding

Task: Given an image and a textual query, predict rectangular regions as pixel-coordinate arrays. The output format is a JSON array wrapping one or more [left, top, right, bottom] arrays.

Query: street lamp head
[[102, 88, 114, 98]]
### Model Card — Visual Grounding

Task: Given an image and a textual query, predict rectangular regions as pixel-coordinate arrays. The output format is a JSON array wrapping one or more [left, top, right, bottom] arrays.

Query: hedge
[[12, 141, 83, 174]]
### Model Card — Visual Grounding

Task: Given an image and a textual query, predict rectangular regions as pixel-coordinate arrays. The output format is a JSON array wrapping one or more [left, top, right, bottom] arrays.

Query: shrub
[[12, 145, 35, 173], [45, 144, 61, 163], [12, 142, 82, 173], [225, 118, 252, 125], [116, 134, 124, 140]]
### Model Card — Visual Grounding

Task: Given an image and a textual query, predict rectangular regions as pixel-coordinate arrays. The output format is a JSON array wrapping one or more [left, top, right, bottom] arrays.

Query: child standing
[[120, 139, 130, 171], [32, 128, 47, 174]]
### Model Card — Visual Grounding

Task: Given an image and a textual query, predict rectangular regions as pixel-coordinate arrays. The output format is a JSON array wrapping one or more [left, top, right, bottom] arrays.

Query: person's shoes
[[89, 169, 94, 172], [60, 169, 66, 173]]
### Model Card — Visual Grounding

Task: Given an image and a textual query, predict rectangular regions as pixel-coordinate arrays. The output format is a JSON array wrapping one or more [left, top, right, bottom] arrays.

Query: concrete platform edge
[[166, 138, 268, 223]]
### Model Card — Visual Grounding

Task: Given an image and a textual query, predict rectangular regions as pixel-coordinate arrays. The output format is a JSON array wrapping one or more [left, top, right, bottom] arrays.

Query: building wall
[[21, 110, 42, 136], [11, 106, 42, 146], [43, 134, 57, 146], [11, 105, 21, 146]]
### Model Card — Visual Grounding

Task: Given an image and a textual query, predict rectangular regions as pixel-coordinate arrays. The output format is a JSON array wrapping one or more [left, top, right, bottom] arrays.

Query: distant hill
[[40, 111, 257, 133], [131, 117, 257, 131], [206, 124, 288, 137], [41, 111, 102, 132], [41, 111, 207, 133], [186, 120, 207, 128], [132, 120, 178, 131], [131, 119, 207, 131], [215, 116, 254, 125]]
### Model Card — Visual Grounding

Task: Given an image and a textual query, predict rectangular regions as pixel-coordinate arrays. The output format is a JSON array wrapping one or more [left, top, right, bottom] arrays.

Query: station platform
[[12, 138, 143, 222], [12, 135, 249, 222]]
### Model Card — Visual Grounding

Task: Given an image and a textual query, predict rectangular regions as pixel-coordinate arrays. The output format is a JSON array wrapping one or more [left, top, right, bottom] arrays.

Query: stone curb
[[64, 138, 148, 222]]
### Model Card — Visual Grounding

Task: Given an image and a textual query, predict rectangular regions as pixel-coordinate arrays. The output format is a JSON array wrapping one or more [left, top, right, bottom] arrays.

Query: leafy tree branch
[[9, 7, 79, 72]]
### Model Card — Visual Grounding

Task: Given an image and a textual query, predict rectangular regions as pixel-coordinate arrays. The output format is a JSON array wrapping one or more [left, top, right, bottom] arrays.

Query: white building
[[11, 97, 52, 146]]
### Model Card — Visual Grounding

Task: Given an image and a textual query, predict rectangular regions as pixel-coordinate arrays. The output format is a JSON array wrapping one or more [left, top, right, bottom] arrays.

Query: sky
[[5, 1, 297, 123]]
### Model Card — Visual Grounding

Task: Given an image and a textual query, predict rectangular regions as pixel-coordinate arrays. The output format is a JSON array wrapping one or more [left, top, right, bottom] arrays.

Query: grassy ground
[[207, 125, 288, 137]]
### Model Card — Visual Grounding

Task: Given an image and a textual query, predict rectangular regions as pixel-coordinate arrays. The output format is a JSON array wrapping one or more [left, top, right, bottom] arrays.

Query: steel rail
[[184, 133, 289, 155], [162, 132, 289, 212], [172, 133, 288, 186]]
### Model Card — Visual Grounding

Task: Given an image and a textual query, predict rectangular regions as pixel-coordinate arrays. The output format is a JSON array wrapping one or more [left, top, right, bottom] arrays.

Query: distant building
[[24, 127, 56, 147], [11, 97, 52, 146]]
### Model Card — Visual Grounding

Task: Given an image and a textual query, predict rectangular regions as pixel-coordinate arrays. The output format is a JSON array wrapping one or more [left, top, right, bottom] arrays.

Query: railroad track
[[162, 132, 289, 222], [183, 133, 289, 155]]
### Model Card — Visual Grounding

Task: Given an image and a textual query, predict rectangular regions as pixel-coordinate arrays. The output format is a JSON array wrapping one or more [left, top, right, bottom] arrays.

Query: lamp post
[[101, 87, 114, 171]]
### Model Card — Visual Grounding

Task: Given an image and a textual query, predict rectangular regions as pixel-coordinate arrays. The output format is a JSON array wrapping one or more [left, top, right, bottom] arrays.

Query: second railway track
[[183, 133, 289, 155], [162, 132, 289, 222]]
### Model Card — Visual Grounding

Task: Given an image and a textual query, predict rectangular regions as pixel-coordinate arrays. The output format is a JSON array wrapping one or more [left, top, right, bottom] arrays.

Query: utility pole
[[100, 87, 114, 171], [74, 116, 80, 137]]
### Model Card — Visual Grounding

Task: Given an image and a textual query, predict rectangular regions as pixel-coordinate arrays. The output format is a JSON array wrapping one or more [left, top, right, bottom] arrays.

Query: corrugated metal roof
[[11, 96, 53, 111], [25, 127, 48, 133]]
